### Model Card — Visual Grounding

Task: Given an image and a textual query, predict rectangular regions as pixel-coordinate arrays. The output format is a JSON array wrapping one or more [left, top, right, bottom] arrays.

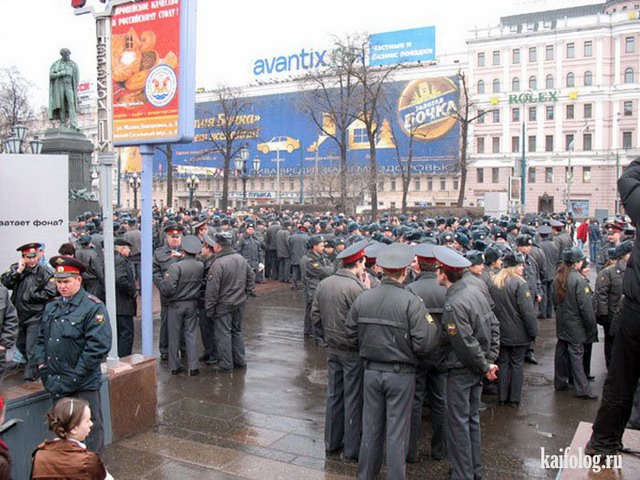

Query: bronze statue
[[49, 48, 79, 130]]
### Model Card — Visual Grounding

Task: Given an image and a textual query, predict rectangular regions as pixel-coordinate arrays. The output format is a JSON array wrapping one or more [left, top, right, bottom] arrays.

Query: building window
[[566, 104, 575, 119], [584, 40, 593, 57], [625, 67, 635, 84], [390, 178, 396, 191], [584, 133, 592, 151], [477, 137, 485, 153], [546, 45, 554, 61], [512, 107, 520, 122], [513, 48, 521, 64], [566, 134, 575, 150], [440, 179, 446, 191], [566, 42, 575, 58], [623, 131, 633, 149], [493, 109, 500, 122], [477, 52, 485, 66], [414, 178, 421, 191], [512, 136, 520, 153], [528, 135, 537, 152], [427, 178, 433, 191], [453, 178, 459, 190], [493, 50, 500, 65], [478, 110, 486, 124], [492, 137, 500, 153], [545, 167, 554, 183], [529, 46, 537, 62], [529, 106, 537, 121], [477, 168, 484, 183], [584, 103, 592, 118], [492, 167, 500, 183], [566, 72, 575, 87], [512, 77, 520, 91], [584, 71, 593, 86], [492, 79, 501, 93], [259, 179, 265, 189], [626, 36, 635, 53], [624, 100, 633, 116], [529, 75, 537, 89], [528, 167, 536, 183], [546, 106, 555, 120], [583, 167, 591, 183], [546, 74, 554, 89], [477, 80, 485, 94], [545, 135, 554, 152], [289, 180, 295, 191], [378, 179, 385, 191]]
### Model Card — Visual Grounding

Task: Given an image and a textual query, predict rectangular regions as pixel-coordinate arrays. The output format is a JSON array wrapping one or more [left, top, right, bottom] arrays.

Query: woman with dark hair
[[553, 247, 598, 400], [31, 397, 112, 479], [489, 252, 537, 407]]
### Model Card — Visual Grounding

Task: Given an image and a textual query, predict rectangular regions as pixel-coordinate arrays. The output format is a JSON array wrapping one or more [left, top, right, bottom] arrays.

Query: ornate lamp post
[[186, 174, 200, 208], [234, 146, 260, 209], [128, 172, 141, 210], [4, 125, 43, 154]]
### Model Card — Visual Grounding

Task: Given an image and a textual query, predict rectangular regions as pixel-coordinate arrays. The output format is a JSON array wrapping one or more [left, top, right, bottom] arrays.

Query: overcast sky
[[1, 0, 604, 108]]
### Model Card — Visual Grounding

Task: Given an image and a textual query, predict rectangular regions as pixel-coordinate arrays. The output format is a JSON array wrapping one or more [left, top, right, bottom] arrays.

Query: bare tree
[[0, 67, 35, 140], [300, 38, 362, 213], [450, 70, 490, 208], [346, 35, 399, 219], [156, 144, 174, 208], [196, 86, 258, 211]]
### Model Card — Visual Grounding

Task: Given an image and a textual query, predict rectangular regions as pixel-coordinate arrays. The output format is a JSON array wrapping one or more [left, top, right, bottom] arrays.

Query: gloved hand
[[258, 263, 265, 272]]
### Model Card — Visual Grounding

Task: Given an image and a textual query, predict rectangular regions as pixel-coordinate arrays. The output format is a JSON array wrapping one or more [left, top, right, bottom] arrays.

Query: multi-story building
[[467, 0, 640, 217]]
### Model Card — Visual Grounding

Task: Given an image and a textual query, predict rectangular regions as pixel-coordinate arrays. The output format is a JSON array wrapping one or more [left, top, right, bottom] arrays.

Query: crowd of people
[[0, 192, 638, 477]]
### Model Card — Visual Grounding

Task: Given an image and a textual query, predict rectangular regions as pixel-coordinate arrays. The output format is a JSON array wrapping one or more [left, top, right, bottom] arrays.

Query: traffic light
[[71, 0, 87, 7]]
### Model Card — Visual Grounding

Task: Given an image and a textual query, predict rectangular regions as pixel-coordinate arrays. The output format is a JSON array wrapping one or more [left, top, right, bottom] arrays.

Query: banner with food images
[[112, 0, 196, 145]]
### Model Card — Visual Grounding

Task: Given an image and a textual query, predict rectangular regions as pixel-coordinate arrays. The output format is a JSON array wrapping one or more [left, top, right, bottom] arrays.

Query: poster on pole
[[0, 155, 69, 271], [112, 0, 196, 146]]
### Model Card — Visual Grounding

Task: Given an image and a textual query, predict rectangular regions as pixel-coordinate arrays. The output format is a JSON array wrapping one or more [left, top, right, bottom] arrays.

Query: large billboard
[[369, 27, 436, 67], [153, 76, 460, 177]]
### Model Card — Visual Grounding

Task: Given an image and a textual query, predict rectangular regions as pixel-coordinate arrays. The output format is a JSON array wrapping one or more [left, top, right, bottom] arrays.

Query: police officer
[[363, 242, 382, 289], [406, 243, 448, 463], [33, 256, 112, 455], [515, 235, 543, 364], [435, 246, 500, 480], [75, 233, 105, 301], [276, 221, 292, 283], [346, 243, 439, 480], [160, 235, 204, 376], [205, 232, 255, 372], [311, 240, 368, 463], [114, 238, 137, 357], [237, 221, 265, 284], [462, 250, 495, 310], [289, 225, 310, 289], [153, 223, 185, 360], [0, 283, 18, 375], [301, 236, 335, 345], [596, 222, 623, 272], [197, 234, 218, 365], [1, 242, 57, 381], [538, 225, 559, 319]]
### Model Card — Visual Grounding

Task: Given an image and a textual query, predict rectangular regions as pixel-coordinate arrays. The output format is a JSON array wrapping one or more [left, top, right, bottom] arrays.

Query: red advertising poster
[[112, 0, 181, 144]]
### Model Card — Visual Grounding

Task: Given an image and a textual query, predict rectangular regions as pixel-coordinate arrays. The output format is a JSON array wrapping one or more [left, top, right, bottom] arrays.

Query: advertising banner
[[154, 76, 460, 177], [369, 27, 436, 67], [112, 0, 196, 146], [0, 155, 69, 272]]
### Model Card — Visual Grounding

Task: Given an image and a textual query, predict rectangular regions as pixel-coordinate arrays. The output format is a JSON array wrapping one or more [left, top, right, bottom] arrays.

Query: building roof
[[500, 3, 605, 28]]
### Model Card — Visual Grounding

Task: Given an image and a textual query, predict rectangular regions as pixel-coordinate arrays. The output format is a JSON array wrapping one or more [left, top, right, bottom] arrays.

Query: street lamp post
[[566, 122, 590, 213], [3, 125, 43, 154], [234, 146, 260, 209], [128, 172, 141, 210], [185, 174, 200, 208]]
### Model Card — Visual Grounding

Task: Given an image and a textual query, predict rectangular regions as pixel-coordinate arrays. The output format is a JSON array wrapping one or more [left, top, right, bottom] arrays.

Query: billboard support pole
[[140, 145, 154, 357], [299, 146, 304, 205]]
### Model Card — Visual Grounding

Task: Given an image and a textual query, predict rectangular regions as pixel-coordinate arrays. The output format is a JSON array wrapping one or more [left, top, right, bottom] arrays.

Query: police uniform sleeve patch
[[447, 323, 458, 336], [95, 313, 105, 324]]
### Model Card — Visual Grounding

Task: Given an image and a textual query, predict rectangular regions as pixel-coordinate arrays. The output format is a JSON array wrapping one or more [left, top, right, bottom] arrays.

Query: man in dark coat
[[114, 238, 137, 357], [289, 225, 310, 289]]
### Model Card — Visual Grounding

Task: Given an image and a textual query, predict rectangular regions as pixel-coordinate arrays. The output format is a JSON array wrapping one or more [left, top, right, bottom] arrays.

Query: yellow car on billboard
[[257, 136, 300, 154]]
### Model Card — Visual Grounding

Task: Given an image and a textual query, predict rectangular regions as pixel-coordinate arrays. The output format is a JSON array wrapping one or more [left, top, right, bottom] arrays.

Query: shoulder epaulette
[[87, 294, 103, 304]]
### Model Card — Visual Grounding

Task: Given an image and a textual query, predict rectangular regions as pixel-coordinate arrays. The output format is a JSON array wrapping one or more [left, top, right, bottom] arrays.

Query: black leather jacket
[[1, 263, 57, 325]]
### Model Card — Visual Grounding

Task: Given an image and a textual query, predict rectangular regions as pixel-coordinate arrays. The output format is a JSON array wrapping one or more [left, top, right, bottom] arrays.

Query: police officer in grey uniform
[[289, 225, 310, 289], [237, 221, 265, 284], [538, 225, 559, 319], [153, 223, 184, 360], [302, 236, 335, 344], [311, 240, 368, 463], [363, 242, 382, 289], [346, 243, 439, 480], [406, 243, 448, 463], [516, 235, 542, 364], [435, 246, 500, 480], [160, 235, 204, 375], [197, 234, 217, 365]]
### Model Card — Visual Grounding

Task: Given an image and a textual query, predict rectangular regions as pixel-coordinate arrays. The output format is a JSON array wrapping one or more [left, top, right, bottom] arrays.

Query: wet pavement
[[10, 279, 609, 479]]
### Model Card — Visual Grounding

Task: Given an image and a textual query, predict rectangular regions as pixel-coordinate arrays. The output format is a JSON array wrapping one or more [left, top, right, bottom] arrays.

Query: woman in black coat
[[489, 252, 538, 407]]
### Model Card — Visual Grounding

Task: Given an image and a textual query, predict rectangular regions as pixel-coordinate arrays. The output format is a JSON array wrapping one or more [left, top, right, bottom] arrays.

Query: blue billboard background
[[369, 27, 436, 67], [153, 76, 459, 177]]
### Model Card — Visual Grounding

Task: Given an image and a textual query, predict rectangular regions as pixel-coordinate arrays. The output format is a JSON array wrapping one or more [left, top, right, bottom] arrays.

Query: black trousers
[[589, 300, 640, 453]]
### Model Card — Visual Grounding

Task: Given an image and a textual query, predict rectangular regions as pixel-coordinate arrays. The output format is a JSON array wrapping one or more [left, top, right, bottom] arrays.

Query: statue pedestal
[[42, 128, 99, 220]]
